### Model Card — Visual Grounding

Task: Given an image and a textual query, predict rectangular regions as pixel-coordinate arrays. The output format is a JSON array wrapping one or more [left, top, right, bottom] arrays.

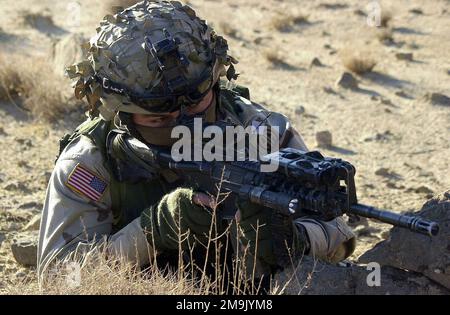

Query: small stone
[[316, 131, 333, 148], [253, 37, 263, 44], [434, 269, 442, 274], [294, 105, 305, 116], [310, 57, 324, 67], [4, 183, 17, 191], [354, 9, 366, 16], [3, 181, 31, 193], [17, 160, 29, 168], [11, 231, 38, 267], [23, 214, 41, 231], [395, 90, 410, 98], [380, 97, 393, 105], [375, 168, 390, 176], [408, 42, 420, 50], [335, 72, 358, 90], [323, 44, 332, 50], [415, 185, 434, 194], [18, 201, 41, 210], [395, 52, 414, 61], [364, 130, 393, 142], [15, 138, 33, 147], [323, 86, 337, 94], [409, 8, 423, 15], [425, 92, 450, 106]]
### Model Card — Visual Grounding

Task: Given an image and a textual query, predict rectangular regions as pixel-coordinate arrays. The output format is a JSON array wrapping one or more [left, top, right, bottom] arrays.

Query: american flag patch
[[66, 163, 107, 202]]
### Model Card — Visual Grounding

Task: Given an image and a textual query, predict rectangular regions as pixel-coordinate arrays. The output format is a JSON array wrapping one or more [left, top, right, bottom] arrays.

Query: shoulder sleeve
[[245, 99, 309, 151], [37, 136, 150, 278]]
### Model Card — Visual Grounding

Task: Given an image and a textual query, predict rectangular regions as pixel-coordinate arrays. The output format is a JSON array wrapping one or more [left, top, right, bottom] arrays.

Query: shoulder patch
[[66, 163, 108, 202]]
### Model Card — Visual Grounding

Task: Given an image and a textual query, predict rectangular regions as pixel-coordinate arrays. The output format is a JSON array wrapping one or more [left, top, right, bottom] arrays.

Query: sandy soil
[[0, 0, 449, 291]]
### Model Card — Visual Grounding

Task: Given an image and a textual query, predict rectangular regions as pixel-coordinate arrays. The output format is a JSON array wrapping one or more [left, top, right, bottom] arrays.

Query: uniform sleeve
[[37, 136, 151, 279]]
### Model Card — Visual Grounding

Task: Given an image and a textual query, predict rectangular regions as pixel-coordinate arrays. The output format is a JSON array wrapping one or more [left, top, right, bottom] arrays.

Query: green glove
[[140, 188, 220, 252], [236, 199, 308, 274]]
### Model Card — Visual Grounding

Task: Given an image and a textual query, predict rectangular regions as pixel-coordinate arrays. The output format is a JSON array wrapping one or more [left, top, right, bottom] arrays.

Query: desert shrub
[[341, 50, 377, 75], [0, 52, 80, 122]]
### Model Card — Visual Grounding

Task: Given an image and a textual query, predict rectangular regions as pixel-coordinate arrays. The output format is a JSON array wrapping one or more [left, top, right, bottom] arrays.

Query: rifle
[[111, 134, 439, 237]]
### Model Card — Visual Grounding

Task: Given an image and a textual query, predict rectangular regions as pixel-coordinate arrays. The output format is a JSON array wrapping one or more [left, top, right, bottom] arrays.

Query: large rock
[[358, 191, 450, 289], [315, 130, 333, 148], [11, 231, 38, 267], [276, 257, 448, 294], [395, 52, 414, 61], [425, 93, 450, 106], [335, 72, 359, 90]]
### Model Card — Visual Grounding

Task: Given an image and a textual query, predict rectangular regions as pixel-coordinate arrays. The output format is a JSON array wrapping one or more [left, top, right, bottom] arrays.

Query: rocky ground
[[0, 0, 449, 294]]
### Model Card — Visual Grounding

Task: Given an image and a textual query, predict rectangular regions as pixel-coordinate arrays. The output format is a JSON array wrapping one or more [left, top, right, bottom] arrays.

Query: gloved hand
[[294, 217, 356, 263], [236, 199, 309, 274], [140, 188, 220, 252]]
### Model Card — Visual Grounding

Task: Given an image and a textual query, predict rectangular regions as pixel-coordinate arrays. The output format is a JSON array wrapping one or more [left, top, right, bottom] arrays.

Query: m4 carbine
[[112, 134, 439, 237]]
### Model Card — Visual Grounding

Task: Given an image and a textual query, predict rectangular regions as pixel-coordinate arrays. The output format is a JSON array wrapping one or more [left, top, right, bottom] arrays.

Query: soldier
[[37, 0, 356, 289]]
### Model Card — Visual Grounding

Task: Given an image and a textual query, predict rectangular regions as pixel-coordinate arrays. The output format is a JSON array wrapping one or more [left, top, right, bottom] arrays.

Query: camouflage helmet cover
[[66, 0, 238, 120]]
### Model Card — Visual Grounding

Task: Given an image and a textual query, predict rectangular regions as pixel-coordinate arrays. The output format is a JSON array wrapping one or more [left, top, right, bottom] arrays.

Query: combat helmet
[[66, 0, 238, 121]]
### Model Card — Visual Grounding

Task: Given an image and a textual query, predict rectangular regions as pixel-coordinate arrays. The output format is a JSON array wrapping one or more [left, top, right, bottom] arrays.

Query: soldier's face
[[132, 90, 215, 128]]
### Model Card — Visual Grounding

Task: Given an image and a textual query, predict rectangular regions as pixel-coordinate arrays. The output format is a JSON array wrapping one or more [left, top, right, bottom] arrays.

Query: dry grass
[[0, 51, 80, 122], [7, 251, 203, 295], [5, 245, 289, 295], [263, 49, 298, 70], [341, 50, 377, 75], [270, 12, 309, 32], [4, 187, 303, 295], [379, 10, 392, 28], [264, 49, 286, 66], [376, 28, 394, 43], [264, 50, 283, 64]]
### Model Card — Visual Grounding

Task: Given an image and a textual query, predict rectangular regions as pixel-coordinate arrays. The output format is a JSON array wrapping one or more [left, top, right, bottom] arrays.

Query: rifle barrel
[[349, 204, 439, 236]]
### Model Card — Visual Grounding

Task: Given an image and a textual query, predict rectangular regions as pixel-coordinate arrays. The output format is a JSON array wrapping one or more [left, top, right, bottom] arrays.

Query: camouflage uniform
[[37, 1, 356, 280]]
